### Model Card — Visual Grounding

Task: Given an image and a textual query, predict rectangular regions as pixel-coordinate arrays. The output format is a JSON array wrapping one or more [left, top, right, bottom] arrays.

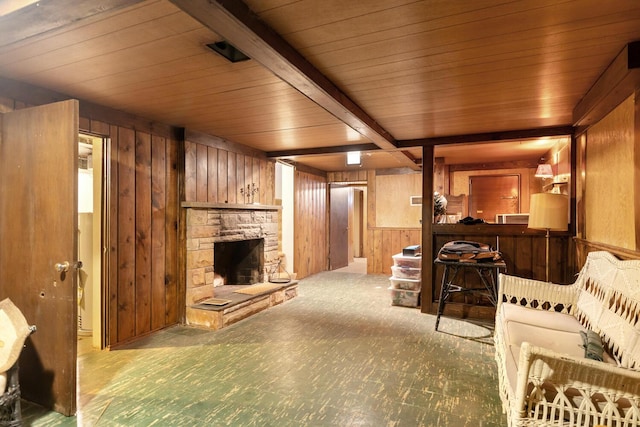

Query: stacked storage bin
[[389, 253, 422, 307]]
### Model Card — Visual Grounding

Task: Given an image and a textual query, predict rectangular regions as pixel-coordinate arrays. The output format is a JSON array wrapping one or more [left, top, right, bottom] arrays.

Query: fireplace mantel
[[182, 202, 281, 211]]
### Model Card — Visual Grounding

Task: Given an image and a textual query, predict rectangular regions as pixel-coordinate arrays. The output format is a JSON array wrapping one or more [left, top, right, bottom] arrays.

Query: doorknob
[[55, 261, 70, 272], [54, 261, 83, 273]]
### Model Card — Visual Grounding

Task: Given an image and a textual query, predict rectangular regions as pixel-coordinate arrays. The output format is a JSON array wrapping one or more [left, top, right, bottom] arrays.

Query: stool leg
[[435, 266, 450, 331]]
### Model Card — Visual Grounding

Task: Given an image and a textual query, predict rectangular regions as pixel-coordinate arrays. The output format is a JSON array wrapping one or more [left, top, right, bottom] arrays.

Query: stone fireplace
[[184, 203, 280, 306], [214, 238, 264, 285]]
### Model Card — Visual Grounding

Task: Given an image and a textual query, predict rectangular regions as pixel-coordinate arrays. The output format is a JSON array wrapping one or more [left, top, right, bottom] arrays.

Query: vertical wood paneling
[[259, 158, 267, 204], [207, 147, 218, 203], [196, 143, 208, 203], [244, 156, 252, 202], [108, 124, 119, 346], [1, 87, 180, 349], [184, 141, 196, 202], [217, 149, 228, 203], [227, 152, 237, 204], [294, 170, 327, 279], [135, 132, 152, 336], [183, 135, 278, 207], [236, 153, 245, 203], [117, 127, 136, 342], [151, 134, 166, 331], [164, 135, 179, 325], [265, 160, 274, 203]]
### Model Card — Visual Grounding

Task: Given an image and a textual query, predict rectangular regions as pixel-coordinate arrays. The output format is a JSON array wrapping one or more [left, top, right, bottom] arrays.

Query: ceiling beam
[[169, 0, 419, 170], [397, 125, 574, 148], [573, 41, 640, 130], [0, 0, 145, 48], [266, 143, 380, 158]]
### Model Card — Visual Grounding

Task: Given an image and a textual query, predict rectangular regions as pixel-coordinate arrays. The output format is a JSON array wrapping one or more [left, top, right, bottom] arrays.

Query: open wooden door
[[0, 100, 79, 416], [329, 185, 351, 270]]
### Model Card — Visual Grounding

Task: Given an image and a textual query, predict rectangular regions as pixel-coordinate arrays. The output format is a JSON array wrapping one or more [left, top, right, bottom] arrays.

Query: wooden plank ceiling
[[1, 0, 639, 171]]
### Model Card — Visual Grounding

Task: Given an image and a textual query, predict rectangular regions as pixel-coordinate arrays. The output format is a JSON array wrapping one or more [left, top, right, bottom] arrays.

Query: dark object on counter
[[402, 245, 421, 256], [458, 216, 485, 225]]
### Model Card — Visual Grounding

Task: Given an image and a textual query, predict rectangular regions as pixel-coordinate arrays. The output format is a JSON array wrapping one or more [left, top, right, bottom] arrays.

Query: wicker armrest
[[497, 273, 579, 314], [513, 342, 640, 424]]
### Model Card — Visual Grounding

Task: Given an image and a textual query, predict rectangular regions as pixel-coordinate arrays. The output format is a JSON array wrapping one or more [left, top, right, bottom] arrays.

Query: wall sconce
[[534, 163, 554, 179], [346, 151, 361, 166]]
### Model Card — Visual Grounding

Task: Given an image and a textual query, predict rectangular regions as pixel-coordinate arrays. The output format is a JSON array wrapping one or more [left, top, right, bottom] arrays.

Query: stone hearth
[[183, 202, 297, 330]]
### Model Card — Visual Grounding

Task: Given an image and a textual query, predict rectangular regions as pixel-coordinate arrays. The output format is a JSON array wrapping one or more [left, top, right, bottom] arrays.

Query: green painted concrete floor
[[22, 271, 507, 426]]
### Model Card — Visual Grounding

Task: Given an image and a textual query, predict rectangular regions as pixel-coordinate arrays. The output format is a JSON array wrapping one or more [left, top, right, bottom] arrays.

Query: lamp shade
[[528, 193, 568, 231], [535, 163, 554, 178]]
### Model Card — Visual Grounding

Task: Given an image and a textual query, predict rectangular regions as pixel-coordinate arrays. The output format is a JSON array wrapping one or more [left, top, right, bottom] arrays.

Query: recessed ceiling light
[[346, 151, 361, 166]]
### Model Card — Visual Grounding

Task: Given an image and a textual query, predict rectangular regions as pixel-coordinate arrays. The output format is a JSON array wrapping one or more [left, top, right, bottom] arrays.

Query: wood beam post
[[421, 146, 434, 314]]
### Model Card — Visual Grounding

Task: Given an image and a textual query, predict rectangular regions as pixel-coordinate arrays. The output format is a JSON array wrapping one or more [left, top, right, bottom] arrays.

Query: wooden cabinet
[[421, 223, 575, 320]]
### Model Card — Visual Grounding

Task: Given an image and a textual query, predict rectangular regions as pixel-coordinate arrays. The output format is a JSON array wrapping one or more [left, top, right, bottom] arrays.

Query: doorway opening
[[329, 183, 367, 273], [77, 133, 105, 356]]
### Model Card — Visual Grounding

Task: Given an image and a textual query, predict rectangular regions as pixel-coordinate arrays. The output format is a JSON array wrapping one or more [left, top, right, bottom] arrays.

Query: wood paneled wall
[[184, 129, 275, 205], [94, 122, 180, 346], [583, 95, 635, 250], [328, 169, 422, 275], [294, 170, 327, 279], [366, 170, 422, 274], [0, 81, 181, 348]]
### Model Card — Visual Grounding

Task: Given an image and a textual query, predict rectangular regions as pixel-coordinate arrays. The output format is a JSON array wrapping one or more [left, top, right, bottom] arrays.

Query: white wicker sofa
[[494, 251, 640, 426]]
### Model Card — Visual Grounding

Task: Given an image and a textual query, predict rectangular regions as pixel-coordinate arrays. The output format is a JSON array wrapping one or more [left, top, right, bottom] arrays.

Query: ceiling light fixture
[[206, 41, 250, 63], [346, 151, 361, 166]]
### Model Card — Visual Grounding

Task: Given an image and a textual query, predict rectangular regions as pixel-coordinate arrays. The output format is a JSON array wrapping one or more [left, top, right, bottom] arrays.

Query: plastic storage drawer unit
[[389, 277, 421, 290], [388, 287, 420, 307], [391, 265, 421, 280], [392, 253, 422, 269]]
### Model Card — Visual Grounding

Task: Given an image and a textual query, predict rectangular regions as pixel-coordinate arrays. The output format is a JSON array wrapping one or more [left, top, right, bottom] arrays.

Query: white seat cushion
[[499, 304, 585, 392]]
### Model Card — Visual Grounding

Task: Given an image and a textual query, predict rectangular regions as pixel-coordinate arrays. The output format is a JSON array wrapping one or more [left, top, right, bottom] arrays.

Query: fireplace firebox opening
[[214, 238, 264, 285]]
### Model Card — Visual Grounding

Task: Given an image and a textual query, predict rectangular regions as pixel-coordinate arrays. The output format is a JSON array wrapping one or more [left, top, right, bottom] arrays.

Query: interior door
[[0, 100, 79, 416], [329, 186, 350, 270], [469, 175, 520, 223]]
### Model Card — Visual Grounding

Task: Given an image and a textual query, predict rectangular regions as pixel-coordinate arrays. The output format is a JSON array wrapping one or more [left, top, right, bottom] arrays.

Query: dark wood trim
[[374, 167, 421, 176], [169, 0, 419, 171], [397, 125, 574, 148], [0, 0, 144, 47], [432, 223, 573, 238], [573, 41, 640, 128], [574, 238, 640, 261], [449, 159, 539, 172], [184, 128, 266, 159], [181, 202, 281, 210], [280, 160, 327, 178], [266, 143, 380, 158]]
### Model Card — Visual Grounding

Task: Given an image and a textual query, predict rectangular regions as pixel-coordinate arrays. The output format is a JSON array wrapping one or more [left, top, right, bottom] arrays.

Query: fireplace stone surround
[[183, 202, 296, 330]]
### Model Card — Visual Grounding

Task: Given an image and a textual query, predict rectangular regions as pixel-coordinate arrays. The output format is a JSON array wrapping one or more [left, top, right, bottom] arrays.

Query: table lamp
[[528, 193, 569, 282]]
